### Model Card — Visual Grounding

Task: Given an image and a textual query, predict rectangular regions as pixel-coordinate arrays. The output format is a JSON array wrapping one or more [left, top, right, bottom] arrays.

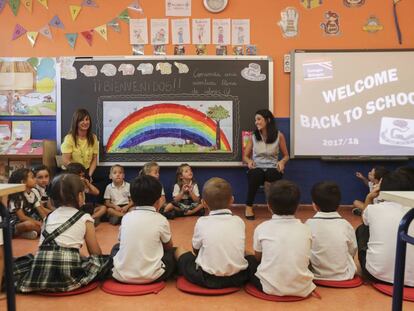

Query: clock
[[203, 0, 228, 13]]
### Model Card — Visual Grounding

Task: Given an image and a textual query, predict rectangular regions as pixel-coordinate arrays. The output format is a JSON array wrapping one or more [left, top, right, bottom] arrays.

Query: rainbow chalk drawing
[[105, 103, 231, 153]]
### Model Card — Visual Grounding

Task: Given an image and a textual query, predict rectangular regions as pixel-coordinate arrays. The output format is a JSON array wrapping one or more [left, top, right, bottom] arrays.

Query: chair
[[38, 282, 99, 296], [313, 275, 363, 288], [244, 283, 311, 302], [101, 279, 166, 296], [392, 207, 414, 310], [176, 276, 241, 295]]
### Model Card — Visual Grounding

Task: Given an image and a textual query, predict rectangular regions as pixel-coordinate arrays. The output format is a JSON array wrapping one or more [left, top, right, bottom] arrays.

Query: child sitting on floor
[[249, 180, 315, 297], [104, 164, 133, 225], [305, 181, 357, 280], [175, 177, 250, 288], [32, 165, 52, 211], [13, 173, 112, 293], [111, 175, 176, 284]]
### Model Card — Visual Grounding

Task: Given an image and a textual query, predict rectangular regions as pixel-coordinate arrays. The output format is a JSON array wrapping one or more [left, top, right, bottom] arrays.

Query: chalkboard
[[60, 56, 273, 165]]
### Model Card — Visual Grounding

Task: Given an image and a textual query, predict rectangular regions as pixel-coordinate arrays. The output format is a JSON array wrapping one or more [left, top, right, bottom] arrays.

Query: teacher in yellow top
[[61, 109, 99, 178]]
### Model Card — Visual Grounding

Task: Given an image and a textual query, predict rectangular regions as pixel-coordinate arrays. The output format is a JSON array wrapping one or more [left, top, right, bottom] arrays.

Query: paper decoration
[[22, 0, 32, 13], [192, 19, 210, 44], [108, 18, 120, 32], [130, 18, 148, 44], [9, 0, 20, 16], [151, 19, 169, 45], [69, 5, 82, 21], [343, 0, 365, 7], [37, 0, 47, 9], [95, 24, 108, 40], [231, 19, 250, 45], [0, 0, 6, 13], [320, 11, 340, 36], [171, 18, 190, 45], [81, 30, 94, 46], [166, 0, 191, 17], [50, 15, 64, 29], [65, 33, 78, 49], [278, 7, 299, 38], [128, 0, 143, 13], [212, 19, 230, 45], [12, 24, 27, 40], [363, 16, 383, 33], [59, 57, 77, 80], [27, 31, 38, 46], [39, 24, 52, 39], [300, 0, 323, 9], [82, 0, 98, 7], [118, 9, 130, 23]]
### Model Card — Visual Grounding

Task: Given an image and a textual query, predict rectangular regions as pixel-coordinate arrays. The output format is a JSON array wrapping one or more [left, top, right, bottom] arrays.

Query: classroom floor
[[2, 205, 414, 311]]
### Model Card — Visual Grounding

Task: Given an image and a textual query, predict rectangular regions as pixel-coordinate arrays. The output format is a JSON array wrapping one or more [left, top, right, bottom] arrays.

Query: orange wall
[[1, 0, 414, 117]]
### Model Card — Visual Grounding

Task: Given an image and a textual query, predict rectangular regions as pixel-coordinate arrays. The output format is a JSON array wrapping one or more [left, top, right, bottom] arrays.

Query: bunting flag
[[81, 29, 94, 46], [9, 0, 20, 16], [39, 24, 52, 39], [128, 0, 143, 12], [26, 31, 38, 46], [0, 0, 6, 13], [50, 15, 64, 29], [107, 18, 120, 32], [22, 0, 32, 13], [65, 33, 78, 49], [94, 24, 107, 40], [37, 0, 47, 9], [69, 5, 82, 21], [118, 9, 130, 23], [12, 23, 26, 40], [82, 0, 97, 7]]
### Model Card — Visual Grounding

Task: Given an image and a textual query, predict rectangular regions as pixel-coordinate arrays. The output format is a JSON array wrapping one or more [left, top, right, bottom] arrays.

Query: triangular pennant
[[128, 0, 143, 12], [94, 24, 107, 40], [37, 0, 47, 9], [39, 24, 52, 39], [22, 0, 32, 13], [27, 31, 38, 47], [12, 23, 26, 40], [81, 29, 94, 46], [118, 9, 130, 24], [9, 0, 20, 16], [81, 0, 97, 7], [50, 15, 64, 29], [0, 0, 6, 13], [69, 5, 81, 21], [107, 18, 120, 32], [65, 33, 78, 49]]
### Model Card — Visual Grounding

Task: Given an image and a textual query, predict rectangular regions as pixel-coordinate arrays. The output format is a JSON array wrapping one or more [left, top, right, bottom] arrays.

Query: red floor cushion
[[176, 276, 241, 295], [244, 283, 310, 302], [314, 275, 363, 288], [101, 279, 166, 296], [372, 283, 414, 302], [38, 281, 99, 296]]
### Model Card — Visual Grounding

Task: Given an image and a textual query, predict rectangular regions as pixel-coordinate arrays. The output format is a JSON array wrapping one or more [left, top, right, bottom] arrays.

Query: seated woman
[[243, 109, 289, 220]]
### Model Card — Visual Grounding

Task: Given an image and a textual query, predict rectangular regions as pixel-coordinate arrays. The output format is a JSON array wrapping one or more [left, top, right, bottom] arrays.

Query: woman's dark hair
[[69, 108, 94, 147], [8, 168, 31, 204], [253, 109, 278, 144], [50, 173, 85, 209]]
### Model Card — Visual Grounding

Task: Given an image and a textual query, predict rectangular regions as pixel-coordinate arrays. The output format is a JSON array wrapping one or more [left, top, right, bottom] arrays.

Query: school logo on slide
[[380, 117, 414, 148], [302, 61, 333, 81]]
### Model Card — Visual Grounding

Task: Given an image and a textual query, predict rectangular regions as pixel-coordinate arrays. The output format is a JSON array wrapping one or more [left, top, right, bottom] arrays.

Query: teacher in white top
[[243, 109, 289, 220]]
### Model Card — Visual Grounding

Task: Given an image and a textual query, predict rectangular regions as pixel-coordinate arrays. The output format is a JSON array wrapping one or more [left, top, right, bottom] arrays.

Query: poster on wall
[[166, 0, 191, 16], [192, 18, 210, 44], [231, 19, 250, 45], [212, 19, 230, 45], [103, 101, 233, 154], [0, 57, 58, 116], [171, 18, 190, 45], [130, 18, 148, 44], [151, 19, 169, 45]]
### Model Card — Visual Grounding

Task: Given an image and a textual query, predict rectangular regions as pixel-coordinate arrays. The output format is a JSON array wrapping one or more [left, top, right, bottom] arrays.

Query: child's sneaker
[[20, 231, 38, 240], [352, 208, 362, 216]]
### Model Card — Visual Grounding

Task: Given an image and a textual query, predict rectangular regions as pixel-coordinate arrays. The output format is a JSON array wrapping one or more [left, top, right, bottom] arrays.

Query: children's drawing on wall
[[343, 0, 365, 7], [130, 18, 148, 45], [103, 101, 233, 154], [300, 0, 323, 9], [0, 57, 58, 116], [278, 7, 299, 38], [212, 19, 230, 45], [231, 19, 250, 45], [192, 18, 211, 44], [171, 18, 190, 45], [320, 11, 340, 36], [151, 19, 169, 45]]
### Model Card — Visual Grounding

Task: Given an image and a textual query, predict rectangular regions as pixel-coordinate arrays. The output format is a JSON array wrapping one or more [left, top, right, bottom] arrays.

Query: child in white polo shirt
[[305, 181, 357, 281], [111, 175, 176, 284], [175, 177, 250, 288], [249, 180, 315, 297], [104, 165, 133, 225]]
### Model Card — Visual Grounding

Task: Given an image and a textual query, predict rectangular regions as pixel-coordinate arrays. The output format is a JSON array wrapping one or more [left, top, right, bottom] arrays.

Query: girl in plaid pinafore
[[13, 173, 112, 293]]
